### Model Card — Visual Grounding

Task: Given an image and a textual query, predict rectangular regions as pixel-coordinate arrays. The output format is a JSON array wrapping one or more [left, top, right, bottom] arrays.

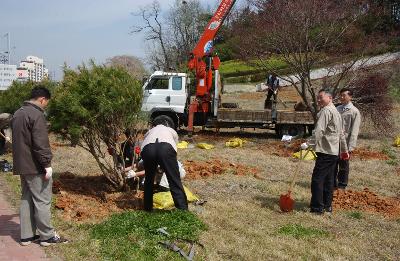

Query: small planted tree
[[48, 61, 144, 190]]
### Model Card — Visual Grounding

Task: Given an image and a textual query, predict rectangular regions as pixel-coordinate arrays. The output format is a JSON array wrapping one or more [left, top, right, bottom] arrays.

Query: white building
[[0, 64, 17, 91], [18, 55, 48, 82]]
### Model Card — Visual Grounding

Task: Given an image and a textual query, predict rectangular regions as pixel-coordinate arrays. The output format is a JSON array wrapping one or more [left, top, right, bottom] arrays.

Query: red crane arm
[[191, 0, 236, 58]]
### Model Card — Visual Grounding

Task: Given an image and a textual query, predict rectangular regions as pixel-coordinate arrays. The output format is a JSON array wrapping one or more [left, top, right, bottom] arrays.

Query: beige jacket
[[314, 103, 347, 156], [141, 125, 179, 152], [336, 102, 361, 152]]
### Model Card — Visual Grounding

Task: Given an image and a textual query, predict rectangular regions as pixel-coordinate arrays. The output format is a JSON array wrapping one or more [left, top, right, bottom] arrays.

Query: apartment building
[[0, 64, 17, 90], [18, 55, 49, 82]]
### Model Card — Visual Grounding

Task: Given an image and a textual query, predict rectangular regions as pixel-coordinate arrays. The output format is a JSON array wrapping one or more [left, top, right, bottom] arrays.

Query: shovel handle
[[288, 148, 312, 192], [0, 131, 11, 144]]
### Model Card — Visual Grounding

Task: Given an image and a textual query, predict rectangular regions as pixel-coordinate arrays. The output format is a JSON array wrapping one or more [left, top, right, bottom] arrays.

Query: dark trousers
[[264, 89, 277, 109], [310, 153, 338, 212], [334, 159, 349, 189], [141, 142, 188, 211]]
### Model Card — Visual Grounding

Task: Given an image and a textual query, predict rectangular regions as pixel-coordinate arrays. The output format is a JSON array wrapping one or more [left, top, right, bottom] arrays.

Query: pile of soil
[[333, 188, 400, 218], [351, 148, 389, 160], [184, 159, 260, 180], [53, 172, 143, 223], [261, 139, 305, 157]]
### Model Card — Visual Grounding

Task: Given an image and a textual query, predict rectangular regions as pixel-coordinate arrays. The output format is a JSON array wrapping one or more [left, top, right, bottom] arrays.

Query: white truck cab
[[141, 71, 189, 129]]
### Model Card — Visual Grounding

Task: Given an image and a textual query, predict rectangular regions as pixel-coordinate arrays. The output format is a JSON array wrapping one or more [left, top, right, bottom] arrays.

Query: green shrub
[[47, 61, 144, 189], [0, 80, 57, 114]]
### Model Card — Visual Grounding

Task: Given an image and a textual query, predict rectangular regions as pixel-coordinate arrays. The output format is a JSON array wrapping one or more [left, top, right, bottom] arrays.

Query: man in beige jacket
[[335, 88, 361, 189], [310, 89, 348, 214]]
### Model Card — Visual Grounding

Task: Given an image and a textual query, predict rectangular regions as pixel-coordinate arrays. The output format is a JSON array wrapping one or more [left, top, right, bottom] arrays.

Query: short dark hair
[[319, 88, 333, 97], [340, 88, 353, 96], [151, 117, 171, 128], [30, 86, 51, 100]]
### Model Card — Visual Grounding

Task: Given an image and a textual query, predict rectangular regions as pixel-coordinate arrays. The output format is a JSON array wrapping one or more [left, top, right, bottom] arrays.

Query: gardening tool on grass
[[279, 144, 313, 212]]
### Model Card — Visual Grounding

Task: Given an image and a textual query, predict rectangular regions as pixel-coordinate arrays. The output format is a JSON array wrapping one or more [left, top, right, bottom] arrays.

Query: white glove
[[5, 136, 11, 143], [44, 167, 53, 180], [126, 170, 136, 179], [300, 142, 308, 150]]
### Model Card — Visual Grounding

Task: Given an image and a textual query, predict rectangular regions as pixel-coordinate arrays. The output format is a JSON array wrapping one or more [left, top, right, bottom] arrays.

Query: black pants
[[334, 159, 349, 189], [264, 89, 277, 109], [0, 130, 5, 155], [141, 142, 188, 211], [310, 153, 338, 212]]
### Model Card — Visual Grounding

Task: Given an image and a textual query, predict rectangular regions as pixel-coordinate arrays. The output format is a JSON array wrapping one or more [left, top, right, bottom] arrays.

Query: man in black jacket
[[12, 86, 68, 246]]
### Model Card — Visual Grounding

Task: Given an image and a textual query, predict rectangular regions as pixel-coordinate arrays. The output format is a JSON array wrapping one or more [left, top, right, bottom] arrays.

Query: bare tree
[[106, 55, 148, 80], [236, 0, 367, 120], [166, 0, 206, 68], [131, 1, 171, 70], [132, 0, 209, 70]]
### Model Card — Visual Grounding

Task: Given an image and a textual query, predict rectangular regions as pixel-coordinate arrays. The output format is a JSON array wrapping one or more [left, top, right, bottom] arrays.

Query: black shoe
[[310, 208, 324, 215], [324, 206, 333, 215], [40, 232, 68, 247], [20, 235, 40, 246]]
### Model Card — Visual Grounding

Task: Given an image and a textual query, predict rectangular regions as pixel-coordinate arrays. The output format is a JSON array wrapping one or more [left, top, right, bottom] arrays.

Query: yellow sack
[[293, 149, 317, 160], [197, 143, 215, 150], [225, 138, 246, 148], [394, 135, 400, 147], [177, 141, 189, 149], [153, 186, 199, 210]]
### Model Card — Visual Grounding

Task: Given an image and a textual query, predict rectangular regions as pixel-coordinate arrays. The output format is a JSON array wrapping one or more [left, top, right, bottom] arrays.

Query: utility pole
[[7, 33, 10, 64]]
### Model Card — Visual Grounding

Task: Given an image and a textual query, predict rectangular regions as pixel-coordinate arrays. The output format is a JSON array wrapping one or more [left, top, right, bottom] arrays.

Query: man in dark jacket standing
[[12, 86, 68, 246]]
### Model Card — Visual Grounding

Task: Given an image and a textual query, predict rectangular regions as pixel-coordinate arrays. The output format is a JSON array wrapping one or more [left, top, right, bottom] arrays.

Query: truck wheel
[[280, 124, 305, 138], [152, 115, 175, 130], [221, 102, 239, 109]]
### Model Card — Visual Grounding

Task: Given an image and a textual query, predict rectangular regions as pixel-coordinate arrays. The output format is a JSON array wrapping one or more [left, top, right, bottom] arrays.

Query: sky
[[0, 0, 222, 80]]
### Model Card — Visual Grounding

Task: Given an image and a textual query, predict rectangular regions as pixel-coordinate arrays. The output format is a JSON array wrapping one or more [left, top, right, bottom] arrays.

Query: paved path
[[0, 177, 49, 261], [224, 52, 400, 93]]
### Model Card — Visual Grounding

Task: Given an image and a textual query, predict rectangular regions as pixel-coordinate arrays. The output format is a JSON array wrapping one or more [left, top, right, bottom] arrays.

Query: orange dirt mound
[[184, 159, 259, 180], [260, 139, 304, 157], [53, 172, 143, 223], [333, 188, 400, 218], [351, 148, 389, 160]]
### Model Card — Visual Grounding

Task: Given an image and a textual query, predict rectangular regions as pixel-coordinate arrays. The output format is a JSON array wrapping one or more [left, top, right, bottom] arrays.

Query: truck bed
[[216, 108, 314, 125]]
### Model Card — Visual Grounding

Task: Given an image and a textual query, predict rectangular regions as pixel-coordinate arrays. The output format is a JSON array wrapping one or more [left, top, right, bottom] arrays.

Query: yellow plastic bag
[[225, 138, 247, 148], [196, 143, 215, 149], [153, 186, 199, 210], [292, 149, 317, 160], [177, 141, 189, 149], [394, 135, 400, 147]]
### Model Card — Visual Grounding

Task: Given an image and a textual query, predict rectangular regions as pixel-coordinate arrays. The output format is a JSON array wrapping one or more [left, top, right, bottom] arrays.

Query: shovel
[[279, 148, 313, 212]]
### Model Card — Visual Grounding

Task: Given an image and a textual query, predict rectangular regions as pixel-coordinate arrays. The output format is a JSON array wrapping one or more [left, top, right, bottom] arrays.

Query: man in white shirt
[[140, 120, 188, 211]]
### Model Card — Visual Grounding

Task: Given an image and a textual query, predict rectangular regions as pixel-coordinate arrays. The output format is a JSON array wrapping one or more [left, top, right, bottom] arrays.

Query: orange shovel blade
[[279, 193, 295, 212]]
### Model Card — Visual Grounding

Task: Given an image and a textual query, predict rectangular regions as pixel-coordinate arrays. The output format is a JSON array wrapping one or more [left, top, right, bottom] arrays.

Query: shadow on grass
[[53, 172, 116, 196], [253, 195, 309, 212], [0, 214, 20, 243]]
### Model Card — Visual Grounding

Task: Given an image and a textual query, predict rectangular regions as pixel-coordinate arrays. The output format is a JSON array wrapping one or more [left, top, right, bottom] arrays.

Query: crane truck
[[141, 0, 314, 137]]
